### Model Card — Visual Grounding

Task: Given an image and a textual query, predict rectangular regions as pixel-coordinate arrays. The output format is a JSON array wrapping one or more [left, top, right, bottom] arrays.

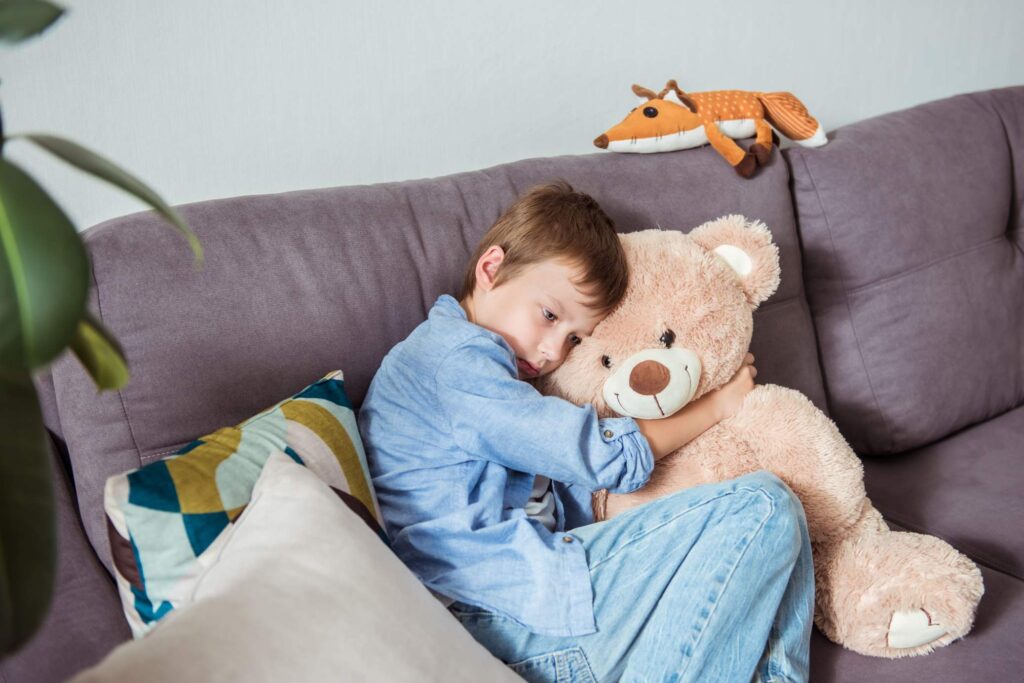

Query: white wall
[[3, 0, 1022, 232]]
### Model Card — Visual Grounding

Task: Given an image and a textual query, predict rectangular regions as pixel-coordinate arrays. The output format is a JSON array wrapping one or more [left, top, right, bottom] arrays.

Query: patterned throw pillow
[[104, 370, 386, 638]]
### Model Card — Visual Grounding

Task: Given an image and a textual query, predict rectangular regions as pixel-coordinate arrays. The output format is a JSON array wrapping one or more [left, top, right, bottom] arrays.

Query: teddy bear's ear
[[688, 214, 781, 308]]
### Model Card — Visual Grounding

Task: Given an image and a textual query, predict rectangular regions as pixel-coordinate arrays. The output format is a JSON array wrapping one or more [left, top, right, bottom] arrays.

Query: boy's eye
[[543, 308, 556, 322]]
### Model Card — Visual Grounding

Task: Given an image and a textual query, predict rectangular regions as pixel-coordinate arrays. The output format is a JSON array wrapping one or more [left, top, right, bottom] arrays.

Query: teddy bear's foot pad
[[887, 608, 946, 648]]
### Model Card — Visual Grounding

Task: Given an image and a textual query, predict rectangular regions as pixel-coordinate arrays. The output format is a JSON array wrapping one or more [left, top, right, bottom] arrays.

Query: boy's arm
[[635, 390, 723, 461], [435, 336, 654, 495]]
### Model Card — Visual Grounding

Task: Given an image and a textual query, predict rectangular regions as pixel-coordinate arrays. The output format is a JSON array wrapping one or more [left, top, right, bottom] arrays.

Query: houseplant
[[0, 0, 203, 655]]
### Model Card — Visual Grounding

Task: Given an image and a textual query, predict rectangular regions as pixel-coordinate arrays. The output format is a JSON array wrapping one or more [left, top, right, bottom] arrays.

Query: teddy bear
[[534, 215, 984, 658]]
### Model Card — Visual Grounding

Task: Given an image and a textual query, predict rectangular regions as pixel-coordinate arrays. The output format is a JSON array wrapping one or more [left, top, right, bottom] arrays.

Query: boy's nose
[[540, 340, 565, 364]]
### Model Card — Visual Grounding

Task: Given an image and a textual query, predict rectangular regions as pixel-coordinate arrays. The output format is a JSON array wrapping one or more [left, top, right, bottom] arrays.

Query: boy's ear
[[688, 214, 781, 309], [477, 245, 506, 292]]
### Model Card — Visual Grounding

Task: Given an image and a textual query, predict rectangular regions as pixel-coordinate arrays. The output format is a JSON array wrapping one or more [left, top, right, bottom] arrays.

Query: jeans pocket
[[507, 646, 597, 683]]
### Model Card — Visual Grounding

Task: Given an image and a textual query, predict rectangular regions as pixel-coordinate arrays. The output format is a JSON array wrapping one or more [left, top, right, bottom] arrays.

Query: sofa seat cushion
[[786, 85, 1024, 455], [809, 520, 1024, 682], [860, 405, 1024, 580]]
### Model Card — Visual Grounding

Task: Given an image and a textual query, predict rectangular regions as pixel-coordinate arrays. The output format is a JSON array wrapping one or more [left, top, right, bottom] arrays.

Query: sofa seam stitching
[[90, 250, 144, 465], [993, 102, 1023, 258], [784, 150, 836, 416], [843, 234, 1006, 297], [796, 151, 896, 453], [880, 510, 1018, 579]]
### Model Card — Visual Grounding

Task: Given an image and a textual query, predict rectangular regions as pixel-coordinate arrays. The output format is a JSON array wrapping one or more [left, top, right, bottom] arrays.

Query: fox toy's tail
[[758, 92, 827, 147]]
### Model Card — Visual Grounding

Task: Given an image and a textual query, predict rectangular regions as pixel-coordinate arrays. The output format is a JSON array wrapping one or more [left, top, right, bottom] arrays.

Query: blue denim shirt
[[358, 294, 655, 637]]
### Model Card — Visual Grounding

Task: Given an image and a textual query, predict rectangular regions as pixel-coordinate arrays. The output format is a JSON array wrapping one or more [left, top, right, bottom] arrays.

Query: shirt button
[[603, 430, 614, 438], [562, 535, 574, 543]]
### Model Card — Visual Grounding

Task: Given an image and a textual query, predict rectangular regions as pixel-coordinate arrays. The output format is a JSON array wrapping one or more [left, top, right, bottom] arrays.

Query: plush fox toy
[[594, 80, 827, 178]]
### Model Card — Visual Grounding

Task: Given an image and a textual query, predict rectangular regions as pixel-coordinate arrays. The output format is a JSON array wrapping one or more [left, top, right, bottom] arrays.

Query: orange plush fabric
[[594, 80, 827, 178]]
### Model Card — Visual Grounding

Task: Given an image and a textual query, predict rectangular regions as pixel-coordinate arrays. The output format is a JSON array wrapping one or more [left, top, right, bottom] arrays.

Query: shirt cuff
[[597, 416, 655, 494]]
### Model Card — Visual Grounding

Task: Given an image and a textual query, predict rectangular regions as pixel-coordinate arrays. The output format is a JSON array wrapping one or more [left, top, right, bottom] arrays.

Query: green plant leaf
[[0, 157, 89, 371], [9, 133, 204, 269], [0, 369, 57, 653], [0, 0, 64, 44], [69, 308, 130, 390]]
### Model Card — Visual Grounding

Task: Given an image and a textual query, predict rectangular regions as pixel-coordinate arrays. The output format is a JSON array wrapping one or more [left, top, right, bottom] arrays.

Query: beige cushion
[[73, 451, 522, 682]]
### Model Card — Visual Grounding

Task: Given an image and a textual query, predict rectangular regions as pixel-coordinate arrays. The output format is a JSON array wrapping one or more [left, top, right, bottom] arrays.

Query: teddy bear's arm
[[721, 384, 868, 543]]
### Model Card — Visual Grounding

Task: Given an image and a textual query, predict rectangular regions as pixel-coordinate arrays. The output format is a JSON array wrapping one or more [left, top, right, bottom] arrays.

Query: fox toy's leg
[[703, 118, 757, 178], [750, 119, 775, 166]]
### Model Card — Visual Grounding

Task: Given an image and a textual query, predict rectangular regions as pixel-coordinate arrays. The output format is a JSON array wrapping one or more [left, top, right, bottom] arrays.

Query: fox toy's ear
[[688, 214, 781, 308], [632, 83, 658, 101], [664, 79, 698, 112]]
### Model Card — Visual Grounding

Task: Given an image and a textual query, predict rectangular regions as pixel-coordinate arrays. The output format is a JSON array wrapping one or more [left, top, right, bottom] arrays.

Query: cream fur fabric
[[537, 216, 984, 659]]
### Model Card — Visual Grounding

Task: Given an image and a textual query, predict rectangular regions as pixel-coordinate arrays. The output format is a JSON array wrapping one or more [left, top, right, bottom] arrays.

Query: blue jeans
[[448, 470, 815, 682]]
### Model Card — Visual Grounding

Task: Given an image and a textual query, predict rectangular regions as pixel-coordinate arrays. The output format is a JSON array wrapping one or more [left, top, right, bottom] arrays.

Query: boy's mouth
[[517, 358, 539, 377]]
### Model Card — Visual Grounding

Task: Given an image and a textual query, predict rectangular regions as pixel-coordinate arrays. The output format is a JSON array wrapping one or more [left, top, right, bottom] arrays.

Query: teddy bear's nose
[[628, 360, 671, 396]]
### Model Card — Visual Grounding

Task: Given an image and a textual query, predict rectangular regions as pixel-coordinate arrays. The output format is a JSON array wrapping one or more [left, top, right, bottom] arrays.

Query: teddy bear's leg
[[812, 498, 984, 658]]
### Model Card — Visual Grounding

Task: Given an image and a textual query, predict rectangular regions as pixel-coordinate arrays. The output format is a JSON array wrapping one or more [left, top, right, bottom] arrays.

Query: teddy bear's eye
[[659, 329, 675, 348], [601, 355, 612, 369]]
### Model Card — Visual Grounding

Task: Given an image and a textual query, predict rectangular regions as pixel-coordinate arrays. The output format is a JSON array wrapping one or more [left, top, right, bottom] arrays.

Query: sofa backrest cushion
[[786, 86, 1024, 455], [46, 145, 825, 570]]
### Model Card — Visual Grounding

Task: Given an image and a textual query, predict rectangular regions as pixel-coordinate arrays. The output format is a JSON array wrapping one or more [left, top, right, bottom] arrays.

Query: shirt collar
[[430, 294, 467, 321], [429, 294, 517, 360]]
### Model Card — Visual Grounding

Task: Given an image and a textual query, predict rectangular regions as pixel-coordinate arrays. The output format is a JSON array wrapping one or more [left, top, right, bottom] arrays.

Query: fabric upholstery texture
[[860, 404, 1024, 580], [787, 86, 1024, 456]]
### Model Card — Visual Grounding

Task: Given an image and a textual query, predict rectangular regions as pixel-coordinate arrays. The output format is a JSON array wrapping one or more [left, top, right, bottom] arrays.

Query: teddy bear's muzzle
[[602, 347, 702, 420]]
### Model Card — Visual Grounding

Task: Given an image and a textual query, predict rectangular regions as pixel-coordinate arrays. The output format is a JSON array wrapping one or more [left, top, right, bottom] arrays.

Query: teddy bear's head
[[535, 215, 780, 420]]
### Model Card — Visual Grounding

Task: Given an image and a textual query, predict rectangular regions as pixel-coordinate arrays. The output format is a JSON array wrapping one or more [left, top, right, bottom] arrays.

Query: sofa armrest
[[0, 433, 130, 683]]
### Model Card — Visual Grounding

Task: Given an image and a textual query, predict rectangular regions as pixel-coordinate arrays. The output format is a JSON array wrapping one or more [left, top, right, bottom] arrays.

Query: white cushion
[[72, 451, 522, 682]]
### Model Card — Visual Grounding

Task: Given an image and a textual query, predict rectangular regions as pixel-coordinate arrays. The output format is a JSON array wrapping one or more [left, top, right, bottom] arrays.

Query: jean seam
[[574, 647, 598, 682], [676, 491, 776, 679], [763, 623, 780, 682], [588, 484, 772, 573]]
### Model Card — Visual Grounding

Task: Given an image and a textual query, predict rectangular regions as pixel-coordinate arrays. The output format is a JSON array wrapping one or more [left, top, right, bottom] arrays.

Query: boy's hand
[[711, 353, 757, 421]]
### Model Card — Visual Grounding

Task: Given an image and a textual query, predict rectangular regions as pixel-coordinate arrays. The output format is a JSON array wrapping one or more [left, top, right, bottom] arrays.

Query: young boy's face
[[460, 246, 605, 380]]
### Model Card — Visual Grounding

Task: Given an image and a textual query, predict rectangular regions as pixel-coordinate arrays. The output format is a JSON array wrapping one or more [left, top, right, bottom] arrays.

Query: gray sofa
[[3, 84, 1021, 682]]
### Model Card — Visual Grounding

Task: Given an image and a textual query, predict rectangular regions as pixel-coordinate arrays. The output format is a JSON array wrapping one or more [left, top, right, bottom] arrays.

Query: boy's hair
[[458, 179, 628, 315]]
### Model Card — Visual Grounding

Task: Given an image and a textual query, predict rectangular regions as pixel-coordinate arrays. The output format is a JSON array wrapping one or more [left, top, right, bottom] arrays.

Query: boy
[[359, 180, 812, 681]]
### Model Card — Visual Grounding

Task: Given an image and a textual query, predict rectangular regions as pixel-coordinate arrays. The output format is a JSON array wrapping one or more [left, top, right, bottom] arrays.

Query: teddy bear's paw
[[811, 523, 984, 657], [887, 608, 947, 649]]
